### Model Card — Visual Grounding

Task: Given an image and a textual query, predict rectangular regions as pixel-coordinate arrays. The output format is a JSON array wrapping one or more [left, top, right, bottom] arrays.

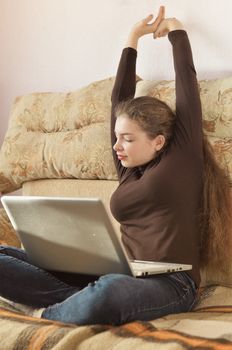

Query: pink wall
[[1, 0, 231, 148]]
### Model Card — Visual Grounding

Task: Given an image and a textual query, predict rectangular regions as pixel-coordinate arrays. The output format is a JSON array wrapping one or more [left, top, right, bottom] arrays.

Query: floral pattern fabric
[[0, 76, 231, 194]]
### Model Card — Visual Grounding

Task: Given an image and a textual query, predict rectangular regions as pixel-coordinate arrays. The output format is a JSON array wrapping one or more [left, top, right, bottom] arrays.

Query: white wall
[[0, 0, 231, 148]]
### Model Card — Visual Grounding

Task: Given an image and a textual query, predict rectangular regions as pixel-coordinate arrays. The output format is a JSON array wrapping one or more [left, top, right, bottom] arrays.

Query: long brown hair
[[200, 136, 232, 271], [115, 96, 232, 271]]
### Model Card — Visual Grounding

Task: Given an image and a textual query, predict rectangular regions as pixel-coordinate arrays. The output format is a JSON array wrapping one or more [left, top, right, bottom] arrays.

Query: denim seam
[[169, 272, 196, 291], [2, 255, 71, 289], [127, 287, 192, 320]]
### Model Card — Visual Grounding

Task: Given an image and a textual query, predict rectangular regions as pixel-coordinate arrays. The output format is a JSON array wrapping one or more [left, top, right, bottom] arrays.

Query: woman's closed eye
[[125, 138, 133, 143]]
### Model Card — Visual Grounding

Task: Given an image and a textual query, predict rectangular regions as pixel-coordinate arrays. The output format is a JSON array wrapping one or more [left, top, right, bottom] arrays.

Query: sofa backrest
[[0, 76, 231, 194]]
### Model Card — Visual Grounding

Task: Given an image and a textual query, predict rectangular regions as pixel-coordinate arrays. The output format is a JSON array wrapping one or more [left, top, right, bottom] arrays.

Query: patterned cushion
[[0, 207, 21, 247], [136, 77, 232, 138], [0, 77, 117, 194], [135, 77, 232, 185], [0, 76, 231, 193]]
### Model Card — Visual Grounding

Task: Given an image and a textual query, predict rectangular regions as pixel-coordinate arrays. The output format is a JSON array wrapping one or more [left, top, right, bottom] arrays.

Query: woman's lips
[[117, 154, 127, 160]]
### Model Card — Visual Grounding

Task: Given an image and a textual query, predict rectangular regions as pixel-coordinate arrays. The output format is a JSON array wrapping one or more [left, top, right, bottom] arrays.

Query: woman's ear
[[153, 135, 166, 151]]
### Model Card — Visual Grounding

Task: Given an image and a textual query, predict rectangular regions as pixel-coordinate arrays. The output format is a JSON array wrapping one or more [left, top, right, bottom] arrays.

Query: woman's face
[[113, 115, 164, 168]]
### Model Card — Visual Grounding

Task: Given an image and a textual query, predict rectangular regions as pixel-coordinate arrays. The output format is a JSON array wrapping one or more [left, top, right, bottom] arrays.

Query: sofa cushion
[[0, 207, 21, 247], [135, 76, 232, 185], [135, 76, 232, 138], [0, 76, 231, 193], [0, 77, 118, 194]]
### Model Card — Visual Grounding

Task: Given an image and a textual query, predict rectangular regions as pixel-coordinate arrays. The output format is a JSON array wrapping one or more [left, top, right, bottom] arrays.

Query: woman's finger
[[142, 14, 154, 24], [158, 5, 165, 20], [148, 6, 165, 29], [153, 20, 169, 39]]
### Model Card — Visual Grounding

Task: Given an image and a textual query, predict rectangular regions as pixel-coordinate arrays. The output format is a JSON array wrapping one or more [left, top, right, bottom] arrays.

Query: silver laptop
[[1, 196, 192, 277]]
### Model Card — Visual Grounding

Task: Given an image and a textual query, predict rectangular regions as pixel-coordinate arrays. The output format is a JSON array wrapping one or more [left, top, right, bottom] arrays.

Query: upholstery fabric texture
[[0, 76, 231, 194], [0, 285, 232, 349], [0, 207, 21, 247], [0, 77, 117, 194], [135, 77, 232, 184]]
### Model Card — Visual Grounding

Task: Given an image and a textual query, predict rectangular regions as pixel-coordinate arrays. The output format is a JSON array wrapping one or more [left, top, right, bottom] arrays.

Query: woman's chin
[[120, 159, 135, 168], [120, 159, 129, 167]]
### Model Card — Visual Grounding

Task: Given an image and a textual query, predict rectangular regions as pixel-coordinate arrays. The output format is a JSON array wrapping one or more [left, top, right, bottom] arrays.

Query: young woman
[[0, 6, 231, 326]]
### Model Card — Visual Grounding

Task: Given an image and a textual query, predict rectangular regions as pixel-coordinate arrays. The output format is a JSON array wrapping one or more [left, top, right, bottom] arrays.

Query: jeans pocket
[[172, 272, 198, 311], [170, 272, 188, 289], [170, 272, 197, 296]]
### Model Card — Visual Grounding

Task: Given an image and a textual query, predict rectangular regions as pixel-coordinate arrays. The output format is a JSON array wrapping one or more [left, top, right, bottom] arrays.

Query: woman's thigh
[[42, 271, 197, 325], [0, 245, 80, 307]]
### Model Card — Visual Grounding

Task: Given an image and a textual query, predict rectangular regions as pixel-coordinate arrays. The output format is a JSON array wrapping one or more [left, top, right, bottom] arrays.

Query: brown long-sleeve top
[[110, 30, 204, 286]]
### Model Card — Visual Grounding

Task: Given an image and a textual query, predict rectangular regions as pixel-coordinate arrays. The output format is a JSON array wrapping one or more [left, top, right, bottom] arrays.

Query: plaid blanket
[[0, 286, 232, 350]]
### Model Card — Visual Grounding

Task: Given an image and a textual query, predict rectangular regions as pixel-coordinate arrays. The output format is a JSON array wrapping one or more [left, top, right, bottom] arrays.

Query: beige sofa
[[0, 76, 232, 349]]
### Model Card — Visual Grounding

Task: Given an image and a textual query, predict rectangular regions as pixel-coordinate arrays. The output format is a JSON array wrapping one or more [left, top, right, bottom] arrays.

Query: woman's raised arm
[[111, 6, 165, 107], [111, 7, 165, 178], [155, 18, 203, 150]]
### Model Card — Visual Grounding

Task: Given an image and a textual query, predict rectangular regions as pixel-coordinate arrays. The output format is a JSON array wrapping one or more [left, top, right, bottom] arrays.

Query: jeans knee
[[97, 274, 131, 298], [92, 274, 133, 324]]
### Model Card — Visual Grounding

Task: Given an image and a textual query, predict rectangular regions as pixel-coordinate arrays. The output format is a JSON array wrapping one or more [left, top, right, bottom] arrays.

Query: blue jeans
[[0, 245, 197, 326]]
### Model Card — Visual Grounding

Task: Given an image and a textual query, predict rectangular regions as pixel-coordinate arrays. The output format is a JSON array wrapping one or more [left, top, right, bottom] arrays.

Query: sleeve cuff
[[168, 29, 187, 43], [123, 47, 137, 55]]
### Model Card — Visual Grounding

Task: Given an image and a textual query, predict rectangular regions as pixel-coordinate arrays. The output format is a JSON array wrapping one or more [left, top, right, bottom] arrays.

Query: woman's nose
[[113, 139, 122, 151]]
